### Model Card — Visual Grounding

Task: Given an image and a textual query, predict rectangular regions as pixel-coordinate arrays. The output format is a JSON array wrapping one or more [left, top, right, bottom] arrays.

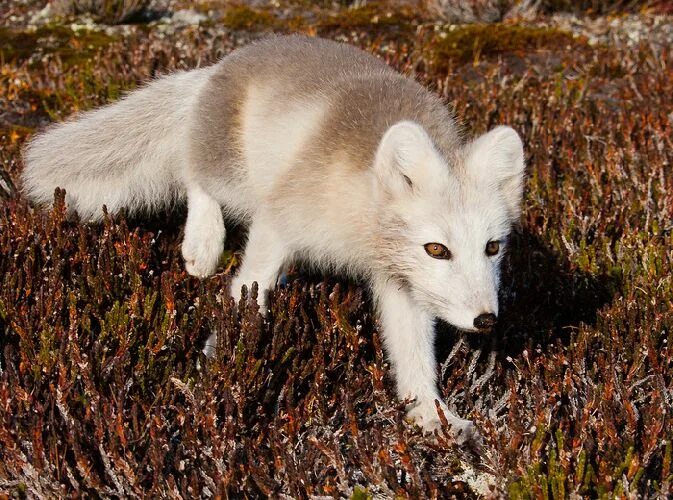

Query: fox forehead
[[405, 173, 513, 245], [414, 213, 510, 252]]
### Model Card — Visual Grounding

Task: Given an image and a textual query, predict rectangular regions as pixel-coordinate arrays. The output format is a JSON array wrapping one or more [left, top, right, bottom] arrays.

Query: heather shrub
[[1, 1, 672, 496]]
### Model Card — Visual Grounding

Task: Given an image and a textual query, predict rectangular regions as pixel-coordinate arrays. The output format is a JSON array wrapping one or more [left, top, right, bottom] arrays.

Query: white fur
[[229, 213, 291, 313], [464, 125, 526, 220], [23, 67, 214, 220], [372, 122, 522, 332], [374, 277, 477, 441], [22, 43, 525, 441], [241, 85, 328, 200], [374, 121, 447, 196], [182, 183, 225, 277]]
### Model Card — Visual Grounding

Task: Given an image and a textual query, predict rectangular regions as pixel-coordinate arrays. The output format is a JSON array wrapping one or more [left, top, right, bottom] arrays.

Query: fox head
[[373, 121, 525, 332]]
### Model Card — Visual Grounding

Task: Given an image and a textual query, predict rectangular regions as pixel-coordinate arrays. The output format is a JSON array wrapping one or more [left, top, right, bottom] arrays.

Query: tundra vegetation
[[0, 0, 672, 497]]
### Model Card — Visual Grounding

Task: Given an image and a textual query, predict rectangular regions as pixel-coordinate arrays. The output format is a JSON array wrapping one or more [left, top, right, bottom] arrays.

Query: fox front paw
[[405, 400, 479, 445], [182, 234, 223, 278]]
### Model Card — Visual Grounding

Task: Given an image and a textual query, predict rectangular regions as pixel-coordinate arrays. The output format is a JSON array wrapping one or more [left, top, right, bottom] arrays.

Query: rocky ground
[[1, 1, 672, 497]]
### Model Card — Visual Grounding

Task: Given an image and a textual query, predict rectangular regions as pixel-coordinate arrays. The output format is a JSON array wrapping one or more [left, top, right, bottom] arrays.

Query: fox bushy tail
[[22, 67, 213, 220]]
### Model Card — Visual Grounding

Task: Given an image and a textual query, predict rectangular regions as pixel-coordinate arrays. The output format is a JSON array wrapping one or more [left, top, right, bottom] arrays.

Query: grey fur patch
[[189, 35, 461, 210]]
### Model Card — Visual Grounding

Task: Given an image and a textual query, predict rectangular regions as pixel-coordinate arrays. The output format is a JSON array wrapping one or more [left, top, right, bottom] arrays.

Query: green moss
[[427, 24, 580, 68], [221, 5, 279, 31], [216, 2, 420, 35], [0, 25, 117, 67], [318, 1, 418, 29], [351, 486, 372, 500]]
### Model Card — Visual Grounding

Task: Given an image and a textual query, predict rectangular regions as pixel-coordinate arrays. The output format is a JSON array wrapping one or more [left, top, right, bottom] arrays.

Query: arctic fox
[[23, 35, 525, 441]]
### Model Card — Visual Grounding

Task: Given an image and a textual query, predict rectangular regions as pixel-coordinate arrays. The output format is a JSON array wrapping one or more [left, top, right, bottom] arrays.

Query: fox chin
[[22, 35, 525, 443]]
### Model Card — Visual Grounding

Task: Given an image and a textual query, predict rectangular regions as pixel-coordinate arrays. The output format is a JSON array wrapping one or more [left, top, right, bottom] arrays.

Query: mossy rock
[[0, 25, 117, 67], [318, 1, 421, 30], [215, 2, 423, 35], [221, 5, 280, 31], [426, 24, 582, 69]]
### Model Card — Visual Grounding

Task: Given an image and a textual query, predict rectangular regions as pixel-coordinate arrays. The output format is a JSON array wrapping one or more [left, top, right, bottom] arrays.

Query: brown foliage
[[1, 2, 673, 496]]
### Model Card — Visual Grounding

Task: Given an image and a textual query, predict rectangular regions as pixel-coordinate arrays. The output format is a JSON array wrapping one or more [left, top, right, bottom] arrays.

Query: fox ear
[[466, 126, 525, 219], [373, 121, 442, 196]]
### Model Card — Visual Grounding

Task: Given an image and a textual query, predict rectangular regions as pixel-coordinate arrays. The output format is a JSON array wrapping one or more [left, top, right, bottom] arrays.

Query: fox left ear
[[466, 126, 525, 219]]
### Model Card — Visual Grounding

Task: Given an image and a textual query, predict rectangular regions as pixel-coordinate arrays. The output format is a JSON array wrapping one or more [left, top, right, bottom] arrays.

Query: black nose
[[474, 313, 497, 330]]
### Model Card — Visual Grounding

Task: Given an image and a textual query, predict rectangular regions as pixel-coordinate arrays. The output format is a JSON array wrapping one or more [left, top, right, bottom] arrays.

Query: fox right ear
[[373, 121, 442, 196], [465, 126, 525, 219]]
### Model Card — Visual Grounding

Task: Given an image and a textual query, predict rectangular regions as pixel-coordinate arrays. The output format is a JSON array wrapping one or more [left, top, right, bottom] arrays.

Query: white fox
[[23, 35, 525, 442]]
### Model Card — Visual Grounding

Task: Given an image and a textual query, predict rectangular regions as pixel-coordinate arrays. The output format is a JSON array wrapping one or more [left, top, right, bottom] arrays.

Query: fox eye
[[485, 240, 500, 256], [424, 243, 452, 260]]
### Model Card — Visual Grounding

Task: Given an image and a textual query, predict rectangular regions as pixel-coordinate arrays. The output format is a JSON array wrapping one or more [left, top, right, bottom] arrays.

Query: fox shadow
[[436, 228, 620, 359]]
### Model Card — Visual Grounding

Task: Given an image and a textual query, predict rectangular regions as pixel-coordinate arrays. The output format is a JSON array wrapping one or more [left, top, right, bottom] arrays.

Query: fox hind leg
[[230, 214, 290, 314], [182, 184, 225, 277], [202, 215, 288, 359]]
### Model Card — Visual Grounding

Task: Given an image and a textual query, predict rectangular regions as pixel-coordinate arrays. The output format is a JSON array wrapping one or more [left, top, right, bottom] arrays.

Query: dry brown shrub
[[1, 3, 673, 496]]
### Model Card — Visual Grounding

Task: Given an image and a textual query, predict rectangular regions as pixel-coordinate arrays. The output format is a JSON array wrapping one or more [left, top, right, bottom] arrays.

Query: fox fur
[[22, 35, 525, 442]]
